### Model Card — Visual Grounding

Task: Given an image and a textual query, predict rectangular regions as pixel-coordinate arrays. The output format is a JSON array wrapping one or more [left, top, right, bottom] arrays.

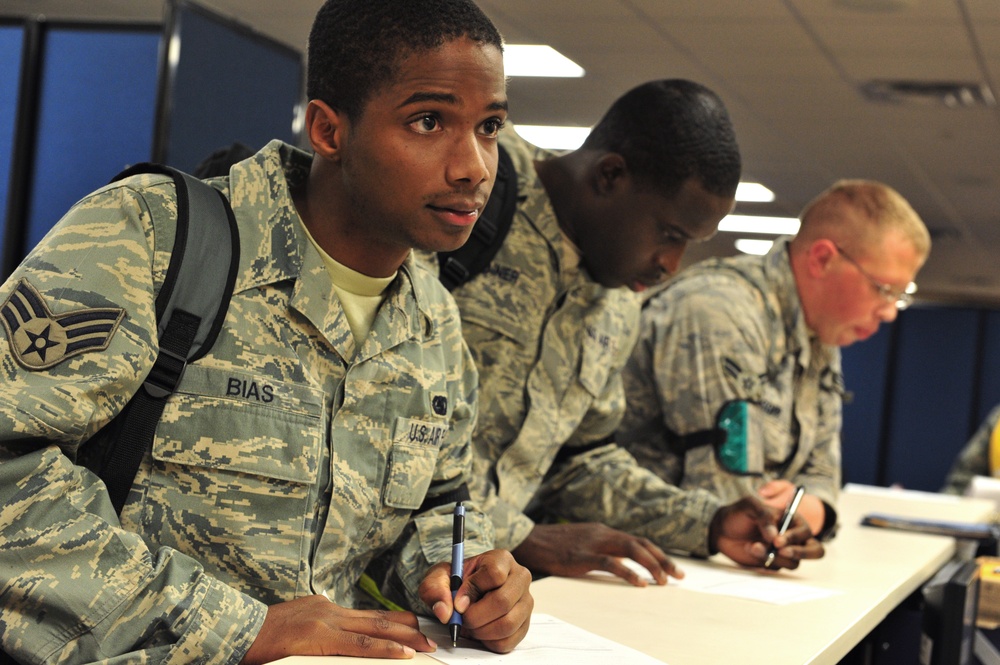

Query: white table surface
[[269, 484, 996, 665]]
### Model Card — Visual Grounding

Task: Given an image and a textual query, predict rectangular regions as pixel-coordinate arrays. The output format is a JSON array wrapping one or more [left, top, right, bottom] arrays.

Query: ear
[[304, 99, 346, 161], [805, 238, 838, 278], [593, 153, 629, 196]]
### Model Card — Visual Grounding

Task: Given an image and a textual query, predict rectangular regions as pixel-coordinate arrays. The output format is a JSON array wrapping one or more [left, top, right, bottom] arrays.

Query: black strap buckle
[[142, 346, 188, 399]]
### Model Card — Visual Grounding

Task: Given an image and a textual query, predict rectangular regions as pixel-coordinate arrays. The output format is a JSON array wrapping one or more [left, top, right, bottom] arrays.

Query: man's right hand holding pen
[[708, 494, 825, 570], [421, 548, 533, 654], [241, 548, 532, 664]]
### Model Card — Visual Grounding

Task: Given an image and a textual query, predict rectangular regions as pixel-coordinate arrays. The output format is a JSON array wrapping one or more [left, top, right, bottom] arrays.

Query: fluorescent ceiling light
[[735, 182, 775, 202], [735, 239, 774, 255], [718, 214, 800, 235], [514, 125, 591, 150], [504, 45, 584, 78]]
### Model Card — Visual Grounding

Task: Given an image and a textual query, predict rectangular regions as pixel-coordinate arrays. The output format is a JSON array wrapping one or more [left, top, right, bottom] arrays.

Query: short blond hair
[[792, 179, 931, 260]]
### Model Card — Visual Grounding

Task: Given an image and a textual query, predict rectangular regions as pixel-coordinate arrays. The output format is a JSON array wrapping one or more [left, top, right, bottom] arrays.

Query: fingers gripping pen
[[448, 502, 465, 647]]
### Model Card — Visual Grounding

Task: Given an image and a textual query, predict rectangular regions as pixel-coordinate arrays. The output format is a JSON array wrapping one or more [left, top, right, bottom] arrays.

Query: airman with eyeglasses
[[795, 182, 929, 347], [619, 179, 930, 540]]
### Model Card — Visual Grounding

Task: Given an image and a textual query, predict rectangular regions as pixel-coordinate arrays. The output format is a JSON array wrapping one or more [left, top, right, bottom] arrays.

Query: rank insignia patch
[[1, 279, 126, 370]]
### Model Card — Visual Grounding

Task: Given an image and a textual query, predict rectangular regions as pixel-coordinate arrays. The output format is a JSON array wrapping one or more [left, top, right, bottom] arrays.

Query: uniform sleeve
[[465, 445, 535, 552], [790, 384, 841, 524], [536, 296, 724, 557], [648, 277, 771, 439], [942, 405, 1000, 494], [0, 182, 264, 664], [377, 302, 495, 613], [643, 274, 840, 532], [538, 443, 723, 556]]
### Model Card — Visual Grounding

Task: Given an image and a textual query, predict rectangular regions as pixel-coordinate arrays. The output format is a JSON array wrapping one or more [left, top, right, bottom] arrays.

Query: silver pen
[[764, 485, 805, 569]]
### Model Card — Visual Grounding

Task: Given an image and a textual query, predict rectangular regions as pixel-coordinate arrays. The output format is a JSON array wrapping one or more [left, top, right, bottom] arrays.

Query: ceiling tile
[[628, 0, 791, 19], [788, 0, 963, 21], [808, 20, 973, 57]]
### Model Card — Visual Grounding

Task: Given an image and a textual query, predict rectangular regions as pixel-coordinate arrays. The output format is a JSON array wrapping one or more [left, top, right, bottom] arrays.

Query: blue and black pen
[[448, 501, 465, 647]]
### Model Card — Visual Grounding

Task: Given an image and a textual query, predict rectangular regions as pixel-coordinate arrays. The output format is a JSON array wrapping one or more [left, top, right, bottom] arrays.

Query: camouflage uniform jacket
[[0, 140, 490, 664], [942, 404, 1000, 494], [618, 238, 842, 522], [448, 129, 721, 556]]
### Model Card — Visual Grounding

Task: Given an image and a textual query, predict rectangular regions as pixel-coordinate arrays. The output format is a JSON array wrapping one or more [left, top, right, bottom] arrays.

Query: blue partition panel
[[0, 24, 25, 265], [23, 26, 159, 255], [883, 306, 980, 491], [840, 323, 893, 486], [161, 3, 302, 172], [975, 310, 1000, 429]]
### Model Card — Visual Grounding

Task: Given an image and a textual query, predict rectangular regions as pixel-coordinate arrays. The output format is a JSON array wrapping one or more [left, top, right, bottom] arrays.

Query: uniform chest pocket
[[154, 365, 325, 483], [140, 365, 326, 600], [383, 417, 447, 510]]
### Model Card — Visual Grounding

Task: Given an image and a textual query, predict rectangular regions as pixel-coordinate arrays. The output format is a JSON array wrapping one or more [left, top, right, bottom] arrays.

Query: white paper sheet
[[597, 558, 839, 605], [419, 613, 668, 665], [843, 482, 963, 503], [671, 564, 839, 604]]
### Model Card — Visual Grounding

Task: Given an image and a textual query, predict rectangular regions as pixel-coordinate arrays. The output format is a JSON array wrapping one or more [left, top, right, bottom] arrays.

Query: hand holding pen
[[419, 505, 533, 654]]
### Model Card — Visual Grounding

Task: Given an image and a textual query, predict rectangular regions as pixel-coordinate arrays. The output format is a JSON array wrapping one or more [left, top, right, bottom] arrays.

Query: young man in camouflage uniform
[[444, 80, 825, 585], [619, 180, 930, 537], [0, 1, 531, 662]]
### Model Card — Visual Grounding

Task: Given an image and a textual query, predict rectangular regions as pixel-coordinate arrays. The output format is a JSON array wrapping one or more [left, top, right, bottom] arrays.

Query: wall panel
[[882, 306, 980, 490], [157, 1, 302, 172], [23, 25, 159, 255], [840, 324, 893, 486], [0, 23, 25, 275]]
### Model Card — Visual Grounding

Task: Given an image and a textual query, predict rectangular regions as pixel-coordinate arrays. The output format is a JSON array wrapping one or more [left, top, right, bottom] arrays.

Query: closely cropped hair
[[582, 79, 741, 198], [797, 179, 931, 259], [307, 0, 502, 120]]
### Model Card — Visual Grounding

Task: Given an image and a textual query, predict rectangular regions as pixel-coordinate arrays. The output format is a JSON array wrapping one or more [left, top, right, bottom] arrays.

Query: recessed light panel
[[504, 45, 584, 78], [736, 182, 775, 202], [718, 215, 801, 235], [513, 125, 591, 150]]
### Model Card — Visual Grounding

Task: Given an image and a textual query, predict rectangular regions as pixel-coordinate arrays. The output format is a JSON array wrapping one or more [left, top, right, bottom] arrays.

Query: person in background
[[192, 141, 256, 178], [0, 1, 532, 662], [436, 79, 825, 586], [942, 404, 1000, 494], [619, 180, 931, 539]]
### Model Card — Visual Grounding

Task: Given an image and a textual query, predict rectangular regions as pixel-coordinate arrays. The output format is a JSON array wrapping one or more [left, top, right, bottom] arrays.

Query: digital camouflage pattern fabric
[[435, 129, 722, 557], [619, 238, 842, 516], [0, 140, 491, 664]]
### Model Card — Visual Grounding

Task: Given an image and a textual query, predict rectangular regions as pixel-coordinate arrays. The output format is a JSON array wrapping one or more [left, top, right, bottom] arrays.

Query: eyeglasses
[[833, 244, 916, 310]]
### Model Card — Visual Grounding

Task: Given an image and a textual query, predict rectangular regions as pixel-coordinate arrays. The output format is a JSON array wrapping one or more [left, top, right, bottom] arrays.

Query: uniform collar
[[499, 129, 598, 295], [226, 140, 434, 357], [764, 236, 833, 368]]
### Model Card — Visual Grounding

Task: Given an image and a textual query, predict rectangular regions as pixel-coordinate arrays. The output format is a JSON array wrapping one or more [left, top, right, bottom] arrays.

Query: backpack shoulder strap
[[438, 144, 518, 291], [95, 163, 240, 514]]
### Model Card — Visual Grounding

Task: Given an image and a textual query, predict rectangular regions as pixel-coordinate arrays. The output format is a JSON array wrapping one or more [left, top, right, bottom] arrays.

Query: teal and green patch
[[1, 279, 126, 370]]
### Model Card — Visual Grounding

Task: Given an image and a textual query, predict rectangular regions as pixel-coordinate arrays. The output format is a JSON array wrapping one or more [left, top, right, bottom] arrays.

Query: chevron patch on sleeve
[[1, 279, 126, 370]]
